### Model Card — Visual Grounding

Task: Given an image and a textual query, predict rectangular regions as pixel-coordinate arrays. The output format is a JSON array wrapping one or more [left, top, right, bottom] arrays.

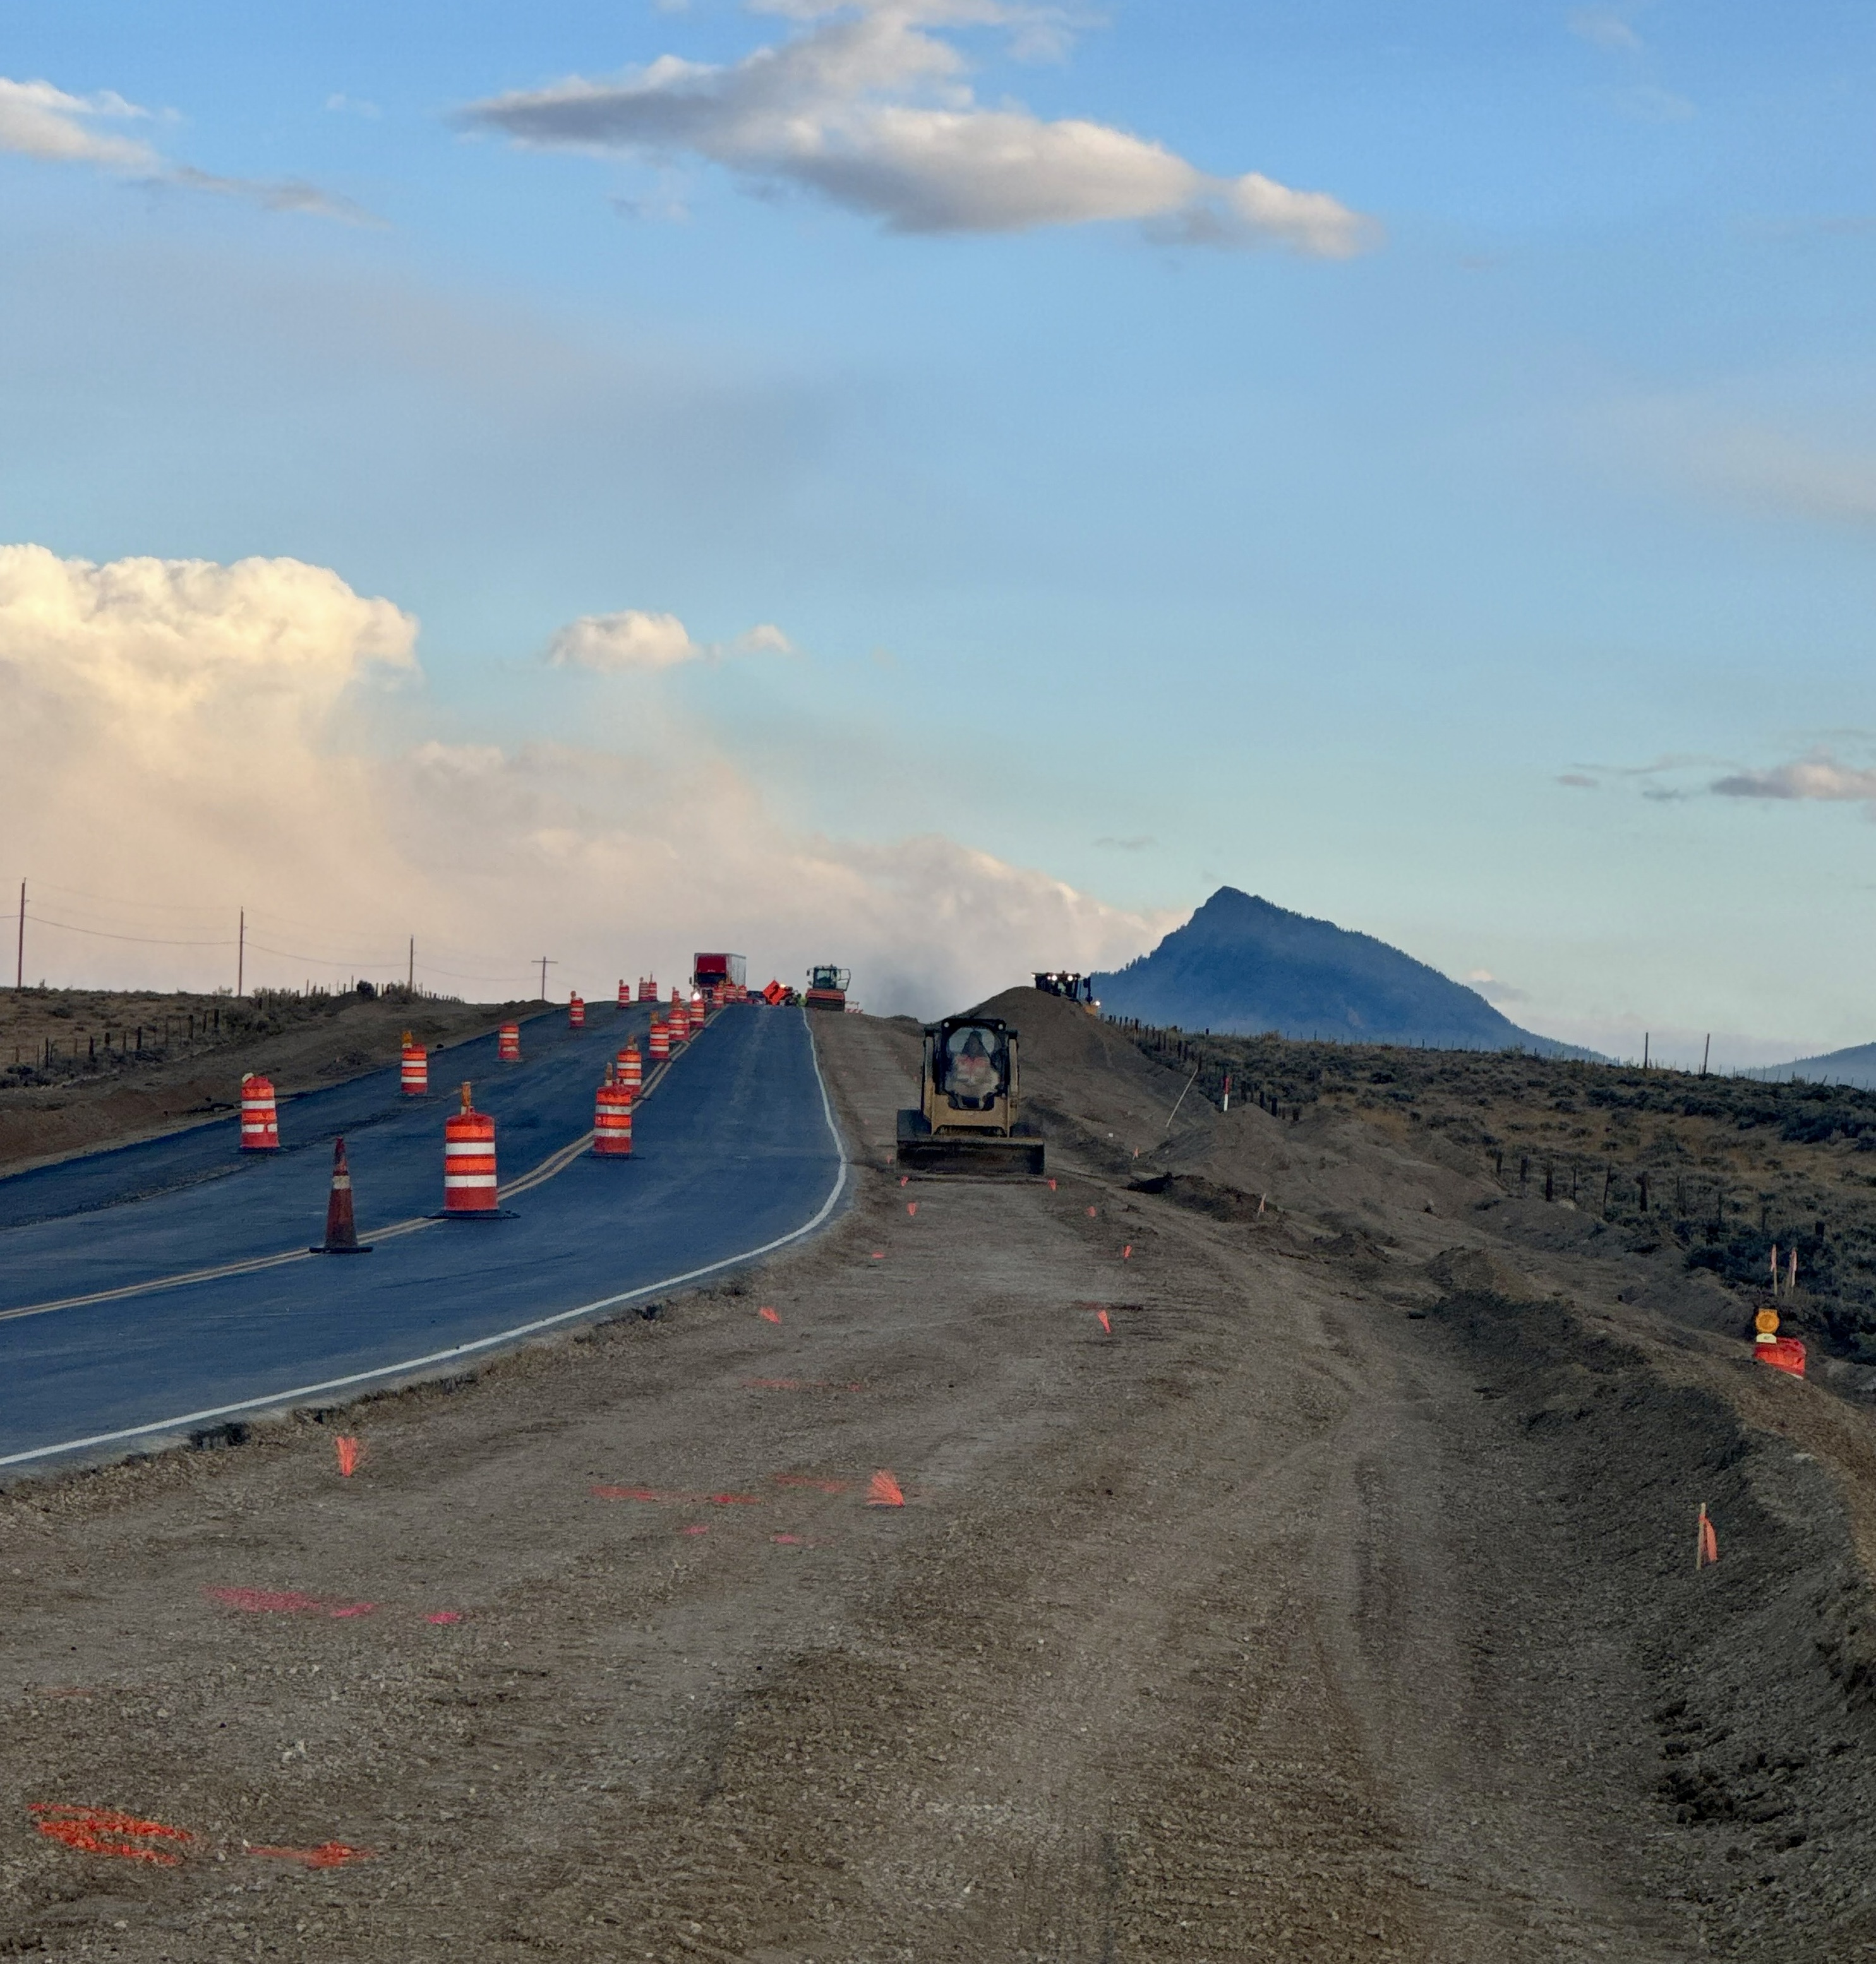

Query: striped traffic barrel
[[498, 1022, 520, 1062], [400, 1035, 428, 1096], [593, 1070, 634, 1156], [568, 993, 585, 1029], [638, 977, 656, 1002], [617, 979, 629, 1005], [618, 1039, 642, 1094], [691, 989, 707, 1026], [239, 1074, 280, 1152], [444, 1086, 498, 1214], [648, 1014, 668, 1060], [668, 990, 688, 1043]]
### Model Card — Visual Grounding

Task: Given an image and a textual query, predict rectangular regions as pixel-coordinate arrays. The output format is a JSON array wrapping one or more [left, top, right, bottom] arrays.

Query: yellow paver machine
[[896, 1014, 1045, 1177]]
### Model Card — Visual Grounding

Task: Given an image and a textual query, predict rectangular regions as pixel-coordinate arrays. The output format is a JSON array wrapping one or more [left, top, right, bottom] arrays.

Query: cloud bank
[[461, 3, 1374, 254], [0, 544, 1165, 1013]]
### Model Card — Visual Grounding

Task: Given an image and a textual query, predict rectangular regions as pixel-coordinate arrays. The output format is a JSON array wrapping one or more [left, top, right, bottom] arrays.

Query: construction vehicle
[[804, 963, 851, 1012], [1033, 971, 1098, 1010], [896, 1014, 1044, 1177]]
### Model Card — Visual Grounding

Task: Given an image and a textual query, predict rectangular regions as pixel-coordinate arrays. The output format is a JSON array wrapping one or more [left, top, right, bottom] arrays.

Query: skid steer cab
[[896, 1015, 1044, 1177]]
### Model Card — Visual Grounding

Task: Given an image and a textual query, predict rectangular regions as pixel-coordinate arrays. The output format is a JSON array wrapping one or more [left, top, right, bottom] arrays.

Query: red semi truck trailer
[[693, 953, 747, 993]]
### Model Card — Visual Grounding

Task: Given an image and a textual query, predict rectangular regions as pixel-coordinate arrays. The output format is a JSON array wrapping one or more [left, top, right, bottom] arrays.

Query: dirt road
[[3, 1002, 1874, 1960]]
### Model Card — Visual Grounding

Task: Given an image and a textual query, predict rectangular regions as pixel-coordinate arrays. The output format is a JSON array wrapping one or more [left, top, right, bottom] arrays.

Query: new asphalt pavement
[[0, 1001, 846, 1468]]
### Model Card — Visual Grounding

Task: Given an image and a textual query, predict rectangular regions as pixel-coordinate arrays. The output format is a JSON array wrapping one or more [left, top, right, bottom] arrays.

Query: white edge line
[[0, 1009, 850, 1472]]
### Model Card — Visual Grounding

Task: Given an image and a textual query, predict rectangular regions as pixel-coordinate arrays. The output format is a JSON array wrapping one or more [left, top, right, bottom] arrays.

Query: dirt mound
[[1425, 1244, 1535, 1299]]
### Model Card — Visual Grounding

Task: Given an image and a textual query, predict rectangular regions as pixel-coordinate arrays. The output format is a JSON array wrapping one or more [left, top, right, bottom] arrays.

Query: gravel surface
[[3, 998, 1875, 1960]]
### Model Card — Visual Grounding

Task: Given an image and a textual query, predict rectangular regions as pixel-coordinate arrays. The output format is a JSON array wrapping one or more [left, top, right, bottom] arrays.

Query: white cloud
[[1567, 8, 1643, 53], [459, 4, 1374, 254], [1711, 751, 1876, 806], [1465, 967, 1530, 1005], [0, 544, 1165, 1013], [0, 71, 370, 221], [545, 609, 795, 671], [0, 77, 159, 169]]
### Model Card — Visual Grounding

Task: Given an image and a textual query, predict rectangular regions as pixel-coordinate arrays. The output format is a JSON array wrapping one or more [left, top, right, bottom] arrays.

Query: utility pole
[[1701, 1033, 1711, 1077], [1643, 1031, 1649, 1069], [237, 909, 245, 996], [408, 937, 415, 992], [13, 880, 22, 990], [538, 955, 556, 1002]]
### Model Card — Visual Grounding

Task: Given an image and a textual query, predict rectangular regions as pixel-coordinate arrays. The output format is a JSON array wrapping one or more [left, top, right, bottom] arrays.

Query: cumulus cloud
[[1465, 967, 1530, 1005], [545, 609, 795, 671], [459, 3, 1374, 254], [0, 77, 158, 169], [0, 544, 1165, 1012], [0, 72, 370, 221], [1711, 751, 1876, 806]]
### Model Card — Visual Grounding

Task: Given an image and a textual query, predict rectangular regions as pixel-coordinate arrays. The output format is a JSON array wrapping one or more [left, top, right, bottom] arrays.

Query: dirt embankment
[[3, 1000, 1876, 1958], [0, 990, 532, 1176]]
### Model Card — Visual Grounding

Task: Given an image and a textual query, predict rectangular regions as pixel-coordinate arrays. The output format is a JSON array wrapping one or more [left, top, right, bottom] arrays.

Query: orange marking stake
[[1098, 1309, 1112, 1334], [867, 1470, 906, 1507], [871, 1250, 885, 1260], [1122, 1244, 1133, 1259], [1048, 1178, 1057, 1191], [906, 1201, 918, 1216], [899, 1175, 910, 1187], [334, 1435, 360, 1478], [1086, 1206, 1097, 1217], [247, 1841, 372, 1870], [30, 1803, 194, 1866], [759, 1305, 781, 1324], [1697, 1504, 1719, 1569]]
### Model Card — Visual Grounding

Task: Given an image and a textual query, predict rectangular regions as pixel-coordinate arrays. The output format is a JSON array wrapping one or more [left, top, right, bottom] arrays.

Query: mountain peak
[[1091, 888, 1584, 1056]]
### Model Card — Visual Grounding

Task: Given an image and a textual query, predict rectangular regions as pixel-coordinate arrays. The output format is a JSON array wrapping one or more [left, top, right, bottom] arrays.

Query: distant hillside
[[1090, 888, 1591, 1057], [1748, 1043, 1876, 1090]]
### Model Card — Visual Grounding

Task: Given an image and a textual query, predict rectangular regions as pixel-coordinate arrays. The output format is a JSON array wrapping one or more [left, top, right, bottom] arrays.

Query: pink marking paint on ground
[[30, 1804, 194, 1866], [426, 1612, 462, 1624], [326, 1603, 377, 1619], [246, 1841, 373, 1869], [207, 1588, 324, 1616], [678, 1524, 710, 1536], [870, 1250, 886, 1260], [906, 1201, 918, 1216], [1086, 1206, 1097, 1217], [592, 1485, 761, 1506]]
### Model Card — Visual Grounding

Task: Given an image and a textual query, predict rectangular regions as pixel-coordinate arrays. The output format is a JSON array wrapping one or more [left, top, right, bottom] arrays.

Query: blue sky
[[3, 1, 1875, 1056]]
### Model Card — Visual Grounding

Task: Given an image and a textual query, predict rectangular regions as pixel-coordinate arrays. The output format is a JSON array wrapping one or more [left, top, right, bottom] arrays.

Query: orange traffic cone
[[312, 1136, 372, 1254]]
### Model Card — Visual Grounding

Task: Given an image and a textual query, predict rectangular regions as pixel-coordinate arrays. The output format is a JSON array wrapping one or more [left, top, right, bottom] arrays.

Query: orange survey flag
[[1697, 1505, 1719, 1568]]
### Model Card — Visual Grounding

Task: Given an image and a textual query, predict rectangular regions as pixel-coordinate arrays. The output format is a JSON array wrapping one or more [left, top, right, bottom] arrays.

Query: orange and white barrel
[[617, 979, 630, 1005], [638, 976, 657, 1003], [444, 1086, 498, 1214], [619, 1039, 642, 1094], [400, 1035, 428, 1097], [692, 988, 708, 1026], [498, 1022, 520, 1063], [666, 992, 688, 1045], [648, 1014, 669, 1060], [593, 1071, 634, 1157], [239, 1073, 280, 1152], [568, 993, 586, 1029]]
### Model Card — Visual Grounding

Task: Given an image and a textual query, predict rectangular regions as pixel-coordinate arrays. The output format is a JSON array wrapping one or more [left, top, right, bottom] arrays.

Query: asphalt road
[[0, 1002, 846, 1468]]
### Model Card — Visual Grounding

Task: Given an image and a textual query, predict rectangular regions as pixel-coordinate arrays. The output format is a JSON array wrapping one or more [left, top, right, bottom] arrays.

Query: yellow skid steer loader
[[896, 1014, 1044, 1177]]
